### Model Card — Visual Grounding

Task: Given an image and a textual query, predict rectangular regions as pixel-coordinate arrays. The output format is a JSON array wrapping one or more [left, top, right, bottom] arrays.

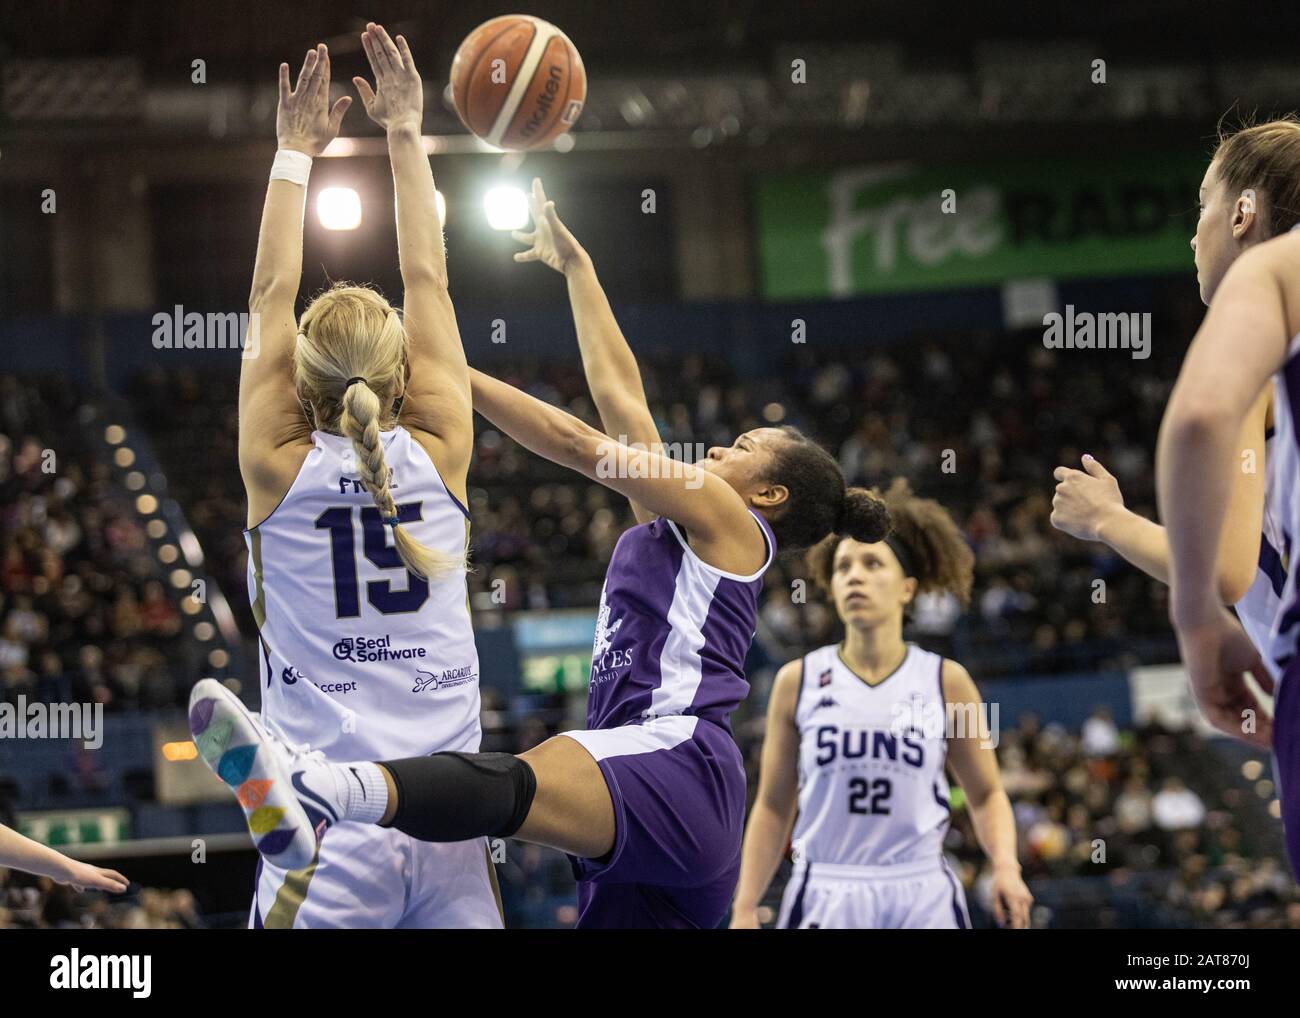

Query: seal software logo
[[333, 634, 427, 663], [413, 666, 476, 694]]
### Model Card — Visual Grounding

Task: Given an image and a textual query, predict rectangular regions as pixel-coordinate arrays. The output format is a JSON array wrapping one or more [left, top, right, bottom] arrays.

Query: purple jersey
[[586, 510, 776, 732]]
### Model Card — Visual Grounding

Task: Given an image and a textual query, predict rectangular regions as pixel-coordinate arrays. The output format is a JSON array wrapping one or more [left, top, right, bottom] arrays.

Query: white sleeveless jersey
[[246, 427, 480, 763], [1236, 380, 1286, 675], [1269, 343, 1300, 673], [789, 643, 951, 868]]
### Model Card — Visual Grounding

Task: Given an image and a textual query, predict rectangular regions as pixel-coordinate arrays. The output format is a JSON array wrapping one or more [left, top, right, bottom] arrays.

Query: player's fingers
[[308, 45, 327, 100], [544, 200, 568, 231], [92, 870, 129, 892], [365, 30, 391, 78], [1240, 692, 1274, 746], [1228, 676, 1273, 726], [373, 23, 401, 73], [1215, 697, 1270, 747], [278, 63, 291, 103], [1052, 466, 1076, 482], [328, 95, 353, 133], [514, 250, 540, 262], [1249, 656, 1276, 697], [396, 34, 414, 71], [361, 30, 381, 77], [353, 77, 376, 109], [527, 181, 546, 219], [510, 230, 536, 245], [532, 177, 549, 206], [991, 889, 1008, 927], [1081, 453, 1112, 479], [1235, 716, 1273, 748], [296, 48, 317, 93]]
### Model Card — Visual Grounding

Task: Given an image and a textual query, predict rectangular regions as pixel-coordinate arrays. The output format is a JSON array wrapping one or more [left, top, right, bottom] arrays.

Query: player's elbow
[[1166, 387, 1239, 443], [758, 787, 798, 822], [963, 782, 1003, 814], [1216, 563, 1255, 606], [558, 416, 603, 472], [402, 264, 451, 293], [248, 279, 293, 313]]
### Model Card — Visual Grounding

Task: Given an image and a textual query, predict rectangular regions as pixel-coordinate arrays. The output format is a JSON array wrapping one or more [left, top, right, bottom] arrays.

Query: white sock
[[331, 761, 389, 824]]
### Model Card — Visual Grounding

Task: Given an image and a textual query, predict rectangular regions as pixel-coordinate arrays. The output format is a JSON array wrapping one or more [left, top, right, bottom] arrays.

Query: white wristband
[[270, 149, 313, 186]]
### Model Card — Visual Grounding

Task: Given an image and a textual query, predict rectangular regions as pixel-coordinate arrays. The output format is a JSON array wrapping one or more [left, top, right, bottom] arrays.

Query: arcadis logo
[[333, 634, 428, 664], [412, 665, 476, 694]]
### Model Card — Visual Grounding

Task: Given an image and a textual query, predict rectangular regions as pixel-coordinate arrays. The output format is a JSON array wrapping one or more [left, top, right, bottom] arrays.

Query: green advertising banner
[[755, 156, 1205, 299]]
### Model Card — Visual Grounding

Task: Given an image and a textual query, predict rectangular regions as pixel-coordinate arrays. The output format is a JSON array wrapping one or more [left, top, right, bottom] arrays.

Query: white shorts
[[776, 857, 971, 929], [250, 821, 503, 929]]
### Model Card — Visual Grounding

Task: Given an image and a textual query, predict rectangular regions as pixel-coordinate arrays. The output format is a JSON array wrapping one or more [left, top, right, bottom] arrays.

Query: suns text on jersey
[[814, 724, 926, 769]]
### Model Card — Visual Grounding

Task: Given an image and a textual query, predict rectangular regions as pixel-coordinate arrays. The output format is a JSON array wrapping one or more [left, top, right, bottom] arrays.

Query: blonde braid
[[339, 378, 461, 581], [293, 284, 464, 581]]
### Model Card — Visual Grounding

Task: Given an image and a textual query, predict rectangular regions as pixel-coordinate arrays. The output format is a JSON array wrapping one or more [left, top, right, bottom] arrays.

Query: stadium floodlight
[[484, 185, 528, 231], [435, 188, 447, 227], [317, 187, 362, 231]]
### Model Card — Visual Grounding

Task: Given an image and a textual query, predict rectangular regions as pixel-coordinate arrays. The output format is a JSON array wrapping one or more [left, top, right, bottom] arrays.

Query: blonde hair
[[1213, 115, 1300, 237], [293, 282, 463, 580]]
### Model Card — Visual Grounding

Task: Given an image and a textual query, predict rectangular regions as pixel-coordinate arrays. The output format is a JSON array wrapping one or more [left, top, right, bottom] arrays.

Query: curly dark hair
[[804, 477, 973, 607], [763, 426, 890, 552]]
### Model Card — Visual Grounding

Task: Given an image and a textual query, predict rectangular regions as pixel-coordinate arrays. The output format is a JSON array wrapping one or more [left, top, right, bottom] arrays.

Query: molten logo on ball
[[449, 14, 587, 151]]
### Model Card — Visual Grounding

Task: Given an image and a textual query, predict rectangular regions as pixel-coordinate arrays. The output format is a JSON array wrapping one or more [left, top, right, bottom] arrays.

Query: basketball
[[449, 15, 586, 151]]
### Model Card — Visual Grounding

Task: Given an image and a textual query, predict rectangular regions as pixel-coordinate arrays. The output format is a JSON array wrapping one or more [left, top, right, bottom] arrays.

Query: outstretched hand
[[354, 22, 424, 132], [277, 44, 352, 157], [512, 178, 588, 274], [59, 859, 130, 894]]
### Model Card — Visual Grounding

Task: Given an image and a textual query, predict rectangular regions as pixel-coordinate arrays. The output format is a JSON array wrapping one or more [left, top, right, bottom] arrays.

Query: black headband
[[345, 376, 366, 389], [883, 535, 918, 579]]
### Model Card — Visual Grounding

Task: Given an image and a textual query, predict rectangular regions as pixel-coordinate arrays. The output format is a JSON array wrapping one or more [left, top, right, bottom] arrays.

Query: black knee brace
[[380, 752, 536, 842]]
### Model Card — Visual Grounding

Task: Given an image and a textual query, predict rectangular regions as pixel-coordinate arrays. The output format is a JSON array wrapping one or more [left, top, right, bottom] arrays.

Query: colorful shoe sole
[[188, 678, 319, 871]]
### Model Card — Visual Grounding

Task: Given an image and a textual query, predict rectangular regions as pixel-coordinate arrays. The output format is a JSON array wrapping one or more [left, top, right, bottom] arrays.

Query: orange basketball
[[449, 15, 586, 151]]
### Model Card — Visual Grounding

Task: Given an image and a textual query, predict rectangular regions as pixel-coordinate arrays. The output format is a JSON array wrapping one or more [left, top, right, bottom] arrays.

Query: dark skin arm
[[469, 367, 766, 575]]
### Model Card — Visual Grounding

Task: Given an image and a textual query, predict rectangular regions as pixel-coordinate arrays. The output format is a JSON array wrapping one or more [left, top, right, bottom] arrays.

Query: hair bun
[[839, 488, 890, 544]]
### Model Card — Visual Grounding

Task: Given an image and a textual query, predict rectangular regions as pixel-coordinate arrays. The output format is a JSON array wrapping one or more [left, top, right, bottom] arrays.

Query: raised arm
[[512, 179, 663, 524], [1157, 234, 1300, 743], [469, 367, 764, 575], [1050, 389, 1268, 604], [239, 45, 352, 505], [730, 659, 803, 928], [354, 24, 472, 493]]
